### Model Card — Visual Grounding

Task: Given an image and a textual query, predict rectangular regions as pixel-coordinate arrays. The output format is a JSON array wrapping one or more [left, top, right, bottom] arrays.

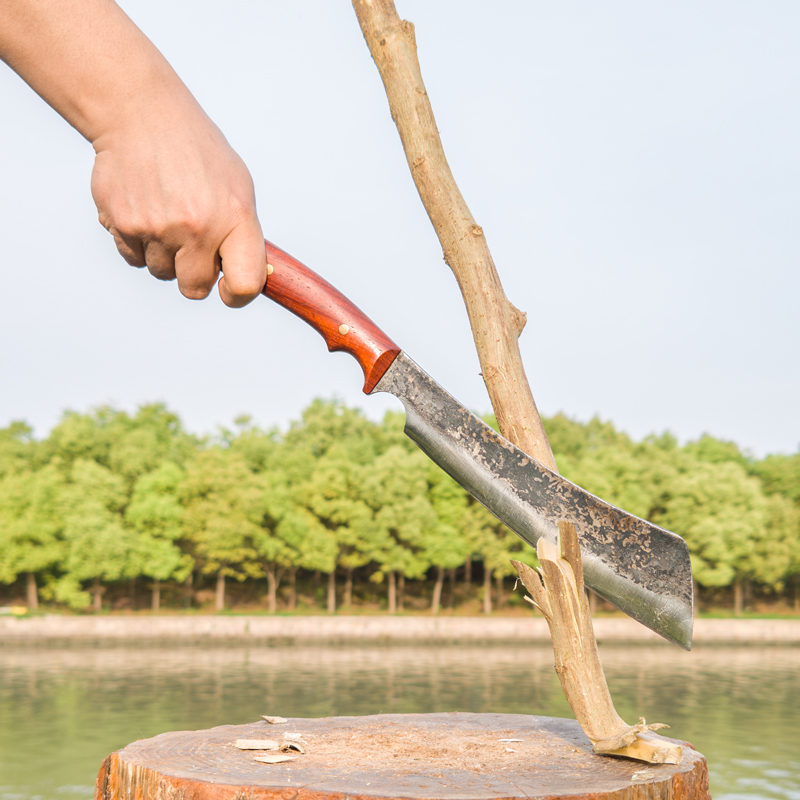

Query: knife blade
[[261, 240, 694, 649]]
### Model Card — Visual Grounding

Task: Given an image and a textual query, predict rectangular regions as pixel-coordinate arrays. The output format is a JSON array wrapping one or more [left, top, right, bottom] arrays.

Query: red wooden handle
[[261, 240, 401, 394]]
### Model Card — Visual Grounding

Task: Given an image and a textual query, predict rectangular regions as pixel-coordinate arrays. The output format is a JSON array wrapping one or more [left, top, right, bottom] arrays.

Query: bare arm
[[0, 0, 266, 307]]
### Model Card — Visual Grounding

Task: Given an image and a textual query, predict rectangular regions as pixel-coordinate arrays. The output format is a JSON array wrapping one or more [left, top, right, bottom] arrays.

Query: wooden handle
[[261, 240, 402, 394]]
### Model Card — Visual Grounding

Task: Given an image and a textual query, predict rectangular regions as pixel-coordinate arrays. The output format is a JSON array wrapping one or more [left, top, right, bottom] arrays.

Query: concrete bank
[[1, 615, 798, 644]]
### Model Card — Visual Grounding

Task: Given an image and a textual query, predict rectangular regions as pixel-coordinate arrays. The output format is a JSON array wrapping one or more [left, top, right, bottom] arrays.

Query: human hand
[[90, 98, 266, 307], [0, 0, 267, 308]]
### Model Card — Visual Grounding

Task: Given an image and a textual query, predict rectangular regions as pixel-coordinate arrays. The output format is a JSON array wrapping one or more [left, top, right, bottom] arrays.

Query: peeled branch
[[512, 521, 682, 765]]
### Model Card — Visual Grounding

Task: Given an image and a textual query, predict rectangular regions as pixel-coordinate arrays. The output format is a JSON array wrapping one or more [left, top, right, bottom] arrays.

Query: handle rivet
[[339, 324, 350, 336], [266, 263, 274, 276]]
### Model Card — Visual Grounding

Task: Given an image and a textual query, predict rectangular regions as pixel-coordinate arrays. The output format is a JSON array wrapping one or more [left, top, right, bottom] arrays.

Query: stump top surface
[[106, 713, 708, 800]]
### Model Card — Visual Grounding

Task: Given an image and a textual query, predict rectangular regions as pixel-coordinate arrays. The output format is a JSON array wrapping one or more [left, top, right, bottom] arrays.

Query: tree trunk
[[447, 567, 456, 608], [215, 572, 225, 612], [483, 566, 492, 615], [26, 572, 38, 611], [733, 576, 743, 616], [327, 570, 336, 614], [495, 571, 503, 610], [398, 573, 405, 612], [464, 556, 472, 585], [92, 576, 103, 612], [129, 577, 137, 610], [152, 578, 160, 612], [287, 568, 297, 612], [185, 572, 194, 608], [795, 577, 800, 612], [387, 570, 396, 614], [265, 569, 277, 614], [431, 566, 444, 615], [344, 567, 353, 608]]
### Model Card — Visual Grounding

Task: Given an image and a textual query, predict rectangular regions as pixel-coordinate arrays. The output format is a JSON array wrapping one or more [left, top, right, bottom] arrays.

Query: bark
[[344, 567, 353, 608], [351, 0, 555, 469], [398, 573, 405, 612], [387, 570, 397, 614], [431, 566, 444, 615], [482, 566, 492, 615], [26, 572, 38, 611], [327, 570, 336, 614], [265, 569, 278, 614], [512, 522, 682, 764], [215, 572, 225, 612], [92, 576, 103, 612], [152, 578, 160, 612], [447, 567, 456, 608], [287, 568, 297, 612]]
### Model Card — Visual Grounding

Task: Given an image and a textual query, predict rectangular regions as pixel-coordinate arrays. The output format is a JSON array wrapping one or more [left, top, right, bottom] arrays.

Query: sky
[[0, 1, 798, 457]]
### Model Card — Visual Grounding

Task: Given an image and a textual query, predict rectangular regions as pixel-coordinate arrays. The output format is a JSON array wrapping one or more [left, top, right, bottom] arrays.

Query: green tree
[[181, 449, 263, 611], [126, 461, 192, 610], [55, 459, 139, 610], [0, 464, 65, 608], [659, 460, 769, 613]]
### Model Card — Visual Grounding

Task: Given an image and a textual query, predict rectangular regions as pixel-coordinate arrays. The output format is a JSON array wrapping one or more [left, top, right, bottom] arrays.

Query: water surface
[[0, 642, 797, 800]]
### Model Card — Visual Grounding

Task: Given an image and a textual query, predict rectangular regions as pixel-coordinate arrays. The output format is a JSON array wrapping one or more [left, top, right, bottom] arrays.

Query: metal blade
[[372, 353, 694, 649]]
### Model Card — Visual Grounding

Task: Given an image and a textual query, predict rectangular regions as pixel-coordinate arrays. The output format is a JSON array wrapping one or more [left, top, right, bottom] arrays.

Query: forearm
[[0, 0, 196, 145]]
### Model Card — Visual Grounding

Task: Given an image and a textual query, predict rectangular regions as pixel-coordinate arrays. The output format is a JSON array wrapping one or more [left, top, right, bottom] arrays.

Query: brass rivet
[[266, 263, 274, 276], [338, 324, 350, 336]]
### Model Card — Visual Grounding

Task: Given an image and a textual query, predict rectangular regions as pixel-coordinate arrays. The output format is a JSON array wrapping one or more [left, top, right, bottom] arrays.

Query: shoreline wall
[[1, 615, 799, 644]]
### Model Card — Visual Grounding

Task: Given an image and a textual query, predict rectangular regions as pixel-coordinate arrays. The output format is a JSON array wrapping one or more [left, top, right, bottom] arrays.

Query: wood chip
[[234, 739, 280, 750], [280, 741, 306, 754], [261, 716, 288, 724], [253, 754, 297, 764], [499, 738, 523, 742], [632, 770, 656, 781]]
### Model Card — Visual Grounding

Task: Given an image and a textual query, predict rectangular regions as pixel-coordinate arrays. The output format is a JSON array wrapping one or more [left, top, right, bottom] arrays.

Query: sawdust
[[272, 720, 587, 775]]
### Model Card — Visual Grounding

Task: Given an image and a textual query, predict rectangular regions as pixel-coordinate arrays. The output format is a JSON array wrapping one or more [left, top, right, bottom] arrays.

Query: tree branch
[[351, 0, 555, 470]]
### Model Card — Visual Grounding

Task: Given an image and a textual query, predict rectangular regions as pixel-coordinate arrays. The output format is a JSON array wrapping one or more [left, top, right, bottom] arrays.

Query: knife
[[261, 240, 694, 649]]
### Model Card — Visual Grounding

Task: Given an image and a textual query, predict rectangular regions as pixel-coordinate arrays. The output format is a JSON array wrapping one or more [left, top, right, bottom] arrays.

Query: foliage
[[0, 401, 797, 612]]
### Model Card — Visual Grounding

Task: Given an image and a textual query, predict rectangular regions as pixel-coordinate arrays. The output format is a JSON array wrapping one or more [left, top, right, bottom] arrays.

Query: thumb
[[218, 219, 268, 308]]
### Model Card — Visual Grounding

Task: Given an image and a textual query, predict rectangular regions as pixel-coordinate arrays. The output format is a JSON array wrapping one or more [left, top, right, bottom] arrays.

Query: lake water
[[0, 642, 798, 800]]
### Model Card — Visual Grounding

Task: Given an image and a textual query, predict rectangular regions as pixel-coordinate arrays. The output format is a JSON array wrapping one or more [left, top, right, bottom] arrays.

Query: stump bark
[[95, 714, 710, 800]]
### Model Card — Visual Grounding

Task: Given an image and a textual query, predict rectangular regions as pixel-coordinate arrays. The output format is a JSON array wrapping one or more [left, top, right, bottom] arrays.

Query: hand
[[90, 99, 267, 307], [0, 0, 267, 307]]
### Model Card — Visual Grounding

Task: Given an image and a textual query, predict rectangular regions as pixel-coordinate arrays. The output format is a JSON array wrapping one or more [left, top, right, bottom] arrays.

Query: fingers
[[217, 218, 268, 308]]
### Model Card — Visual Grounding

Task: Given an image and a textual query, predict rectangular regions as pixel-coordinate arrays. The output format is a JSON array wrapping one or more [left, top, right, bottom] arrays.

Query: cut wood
[[512, 521, 682, 764]]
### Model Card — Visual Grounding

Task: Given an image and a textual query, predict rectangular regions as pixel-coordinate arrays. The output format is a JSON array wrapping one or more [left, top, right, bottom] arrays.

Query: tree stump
[[95, 713, 710, 800]]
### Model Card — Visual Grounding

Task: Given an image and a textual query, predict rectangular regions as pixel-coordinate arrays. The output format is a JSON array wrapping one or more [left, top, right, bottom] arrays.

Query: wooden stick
[[512, 522, 682, 764], [351, 2, 681, 766], [351, 0, 555, 471]]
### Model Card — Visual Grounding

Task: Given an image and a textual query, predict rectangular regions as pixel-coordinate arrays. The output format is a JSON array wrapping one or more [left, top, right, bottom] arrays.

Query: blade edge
[[373, 353, 693, 649]]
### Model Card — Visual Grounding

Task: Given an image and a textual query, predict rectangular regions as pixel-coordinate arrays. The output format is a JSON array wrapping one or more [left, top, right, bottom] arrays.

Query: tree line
[[1, 401, 798, 615]]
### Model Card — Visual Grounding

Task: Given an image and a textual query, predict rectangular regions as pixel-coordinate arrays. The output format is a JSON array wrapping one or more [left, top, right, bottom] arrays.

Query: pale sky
[[1, 1, 798, 457]]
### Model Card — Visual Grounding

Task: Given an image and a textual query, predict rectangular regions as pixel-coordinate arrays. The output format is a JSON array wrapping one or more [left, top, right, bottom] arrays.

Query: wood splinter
[[512, 521, 682, 765]]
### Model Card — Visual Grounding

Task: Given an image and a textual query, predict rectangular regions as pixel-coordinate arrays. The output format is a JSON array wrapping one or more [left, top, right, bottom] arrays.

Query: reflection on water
[[0, 642, 798, 800]]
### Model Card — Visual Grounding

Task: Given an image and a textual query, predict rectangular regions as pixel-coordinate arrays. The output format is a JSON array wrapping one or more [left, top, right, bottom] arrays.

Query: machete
[[261, 240, 694, 650]]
